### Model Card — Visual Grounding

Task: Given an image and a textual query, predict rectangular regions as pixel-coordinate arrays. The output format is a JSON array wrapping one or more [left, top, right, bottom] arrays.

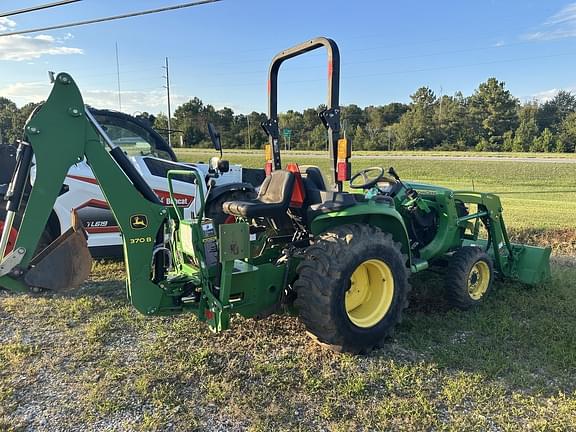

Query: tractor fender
[[309, 201, 412, 267], [206, 182, 256, 204]]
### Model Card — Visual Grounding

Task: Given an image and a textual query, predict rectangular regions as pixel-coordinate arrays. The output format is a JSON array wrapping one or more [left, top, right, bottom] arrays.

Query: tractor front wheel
[[294, 224, 410, 353], [445, 247, 494, 310]]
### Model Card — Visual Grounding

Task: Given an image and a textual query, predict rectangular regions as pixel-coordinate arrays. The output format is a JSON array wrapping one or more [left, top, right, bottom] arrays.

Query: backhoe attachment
[[0, 72, 167, 300]]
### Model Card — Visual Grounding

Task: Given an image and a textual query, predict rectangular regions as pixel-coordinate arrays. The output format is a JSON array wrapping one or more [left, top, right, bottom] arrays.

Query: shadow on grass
[[13, 257, 573, 395]]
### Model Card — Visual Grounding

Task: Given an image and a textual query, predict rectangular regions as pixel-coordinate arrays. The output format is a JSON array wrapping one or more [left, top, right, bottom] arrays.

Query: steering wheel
[[349, 167, 385, 189]]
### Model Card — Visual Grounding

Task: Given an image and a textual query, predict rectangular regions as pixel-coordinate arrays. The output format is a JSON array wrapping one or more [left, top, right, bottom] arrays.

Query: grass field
[[181, 149, 576, 252], [1, 151, 575, 431]]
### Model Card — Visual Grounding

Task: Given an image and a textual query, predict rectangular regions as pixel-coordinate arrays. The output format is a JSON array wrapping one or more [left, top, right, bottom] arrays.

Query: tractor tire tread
[[445, 246, 494, 310], [294, 223, 410, 354]]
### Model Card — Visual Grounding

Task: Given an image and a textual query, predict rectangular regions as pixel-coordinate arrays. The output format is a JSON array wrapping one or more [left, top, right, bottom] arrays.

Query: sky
[[1, 0, 576, 116]]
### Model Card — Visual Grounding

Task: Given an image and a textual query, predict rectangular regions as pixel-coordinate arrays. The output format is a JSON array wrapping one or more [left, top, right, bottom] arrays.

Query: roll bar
[[261, 37, 343, 191]]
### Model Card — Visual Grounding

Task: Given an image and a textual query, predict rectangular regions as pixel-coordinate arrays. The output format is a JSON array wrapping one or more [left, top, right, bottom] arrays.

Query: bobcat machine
[[0, 38, 551, 353], [0, 108, 261, 258]]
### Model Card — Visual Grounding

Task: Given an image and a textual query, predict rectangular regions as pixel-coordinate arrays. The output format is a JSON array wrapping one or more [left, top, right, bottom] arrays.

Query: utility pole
[[162, 57, 172, 147], [388, 127, 392, 151], [115, 42, 122, 111]]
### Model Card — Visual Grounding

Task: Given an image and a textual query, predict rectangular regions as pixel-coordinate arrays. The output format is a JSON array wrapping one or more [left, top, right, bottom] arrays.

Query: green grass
[[1, 260, 575, 430], [180, 150, 576, 244], [1, 151, 575, 430]]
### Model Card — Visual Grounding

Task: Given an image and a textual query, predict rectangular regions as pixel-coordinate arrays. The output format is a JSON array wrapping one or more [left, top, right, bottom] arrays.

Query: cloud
[[0, 81, 51, 103], [0, 18, 16, 32], [0, 35, 84, 61], [0, 18, 83, 61], [83, 89, 190, 114], [546, 3, 576, 26], [532, 86, 576, 103], [523, 3, 576, 41], [0, 81, 246, 114], [0, 82, 177, 113], [80, 90, 243, 115]]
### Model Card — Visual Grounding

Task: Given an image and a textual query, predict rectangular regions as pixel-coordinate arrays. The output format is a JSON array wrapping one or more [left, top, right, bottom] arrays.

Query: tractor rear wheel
[[445, 247, 494, 310], [294, 223, 410, 353]]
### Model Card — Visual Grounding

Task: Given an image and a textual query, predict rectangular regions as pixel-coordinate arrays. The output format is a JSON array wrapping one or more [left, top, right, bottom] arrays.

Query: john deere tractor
[[0, 38, 551, 353]]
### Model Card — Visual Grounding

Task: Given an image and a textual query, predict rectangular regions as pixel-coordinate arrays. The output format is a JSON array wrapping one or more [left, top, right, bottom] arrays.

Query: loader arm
[[0, 73, 176, 314]]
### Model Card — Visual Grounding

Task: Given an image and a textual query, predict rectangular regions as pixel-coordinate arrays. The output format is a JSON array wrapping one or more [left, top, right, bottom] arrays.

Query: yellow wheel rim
[[467, 261, 490, 300], [345, 259, 395, 328]]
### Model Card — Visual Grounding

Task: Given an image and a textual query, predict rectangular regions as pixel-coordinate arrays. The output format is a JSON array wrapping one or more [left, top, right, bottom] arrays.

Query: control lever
[[388, 167, 428, 212], [388, 167, 416, 197]]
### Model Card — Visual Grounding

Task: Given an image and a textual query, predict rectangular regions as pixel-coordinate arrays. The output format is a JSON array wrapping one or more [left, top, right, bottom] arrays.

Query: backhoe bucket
[[24, 218, 93, 291], [509, 244, 552, 285]]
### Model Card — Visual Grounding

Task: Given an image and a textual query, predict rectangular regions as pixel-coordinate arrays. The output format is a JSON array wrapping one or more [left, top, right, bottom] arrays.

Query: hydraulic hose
[[0, 142, 34, 259]]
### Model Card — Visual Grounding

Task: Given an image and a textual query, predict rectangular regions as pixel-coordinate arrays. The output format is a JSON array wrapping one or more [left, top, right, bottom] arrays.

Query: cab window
[[94, 113, 174, 161]]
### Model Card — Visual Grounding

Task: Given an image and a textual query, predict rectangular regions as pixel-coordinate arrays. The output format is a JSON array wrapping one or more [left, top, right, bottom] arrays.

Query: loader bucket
[[24, 220, 93, 292], [510, 244, 552, 285]]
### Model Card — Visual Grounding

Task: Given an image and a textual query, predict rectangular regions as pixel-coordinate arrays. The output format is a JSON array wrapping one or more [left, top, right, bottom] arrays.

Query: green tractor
[[0, 38, 551, 353]]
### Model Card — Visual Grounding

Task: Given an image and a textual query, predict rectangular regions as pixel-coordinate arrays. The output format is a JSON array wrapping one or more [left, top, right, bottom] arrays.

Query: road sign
[[282, 128, 292, 137]]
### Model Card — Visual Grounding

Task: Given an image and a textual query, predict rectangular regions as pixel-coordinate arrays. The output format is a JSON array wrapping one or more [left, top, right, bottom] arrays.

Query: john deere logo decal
[[130, 215, 148, 230]]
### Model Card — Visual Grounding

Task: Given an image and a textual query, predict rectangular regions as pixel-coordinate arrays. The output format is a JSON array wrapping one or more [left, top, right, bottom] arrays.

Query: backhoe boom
[[0, 73, 172, 314]]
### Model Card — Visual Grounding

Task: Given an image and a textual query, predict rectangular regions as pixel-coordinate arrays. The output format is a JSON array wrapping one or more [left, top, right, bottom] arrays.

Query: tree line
[[2, 77, 576, 152]]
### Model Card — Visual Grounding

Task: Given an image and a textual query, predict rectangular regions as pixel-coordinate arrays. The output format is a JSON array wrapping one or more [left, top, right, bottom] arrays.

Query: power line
[[31, 37, 550, 84], [0, 0, 222, 37], [0, 0, 81, 18]]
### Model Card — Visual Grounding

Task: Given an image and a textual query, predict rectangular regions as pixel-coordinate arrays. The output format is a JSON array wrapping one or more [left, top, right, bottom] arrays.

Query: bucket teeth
[[24, 222, 93, 292]]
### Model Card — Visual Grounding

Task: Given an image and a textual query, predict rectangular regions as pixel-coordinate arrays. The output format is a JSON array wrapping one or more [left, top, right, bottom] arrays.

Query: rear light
[[338, 138, 351, 160], [265, 144, 272, 161], [264, 145, 273, 175], [337, 138, 351, 181], [337, 161, 350, 182]]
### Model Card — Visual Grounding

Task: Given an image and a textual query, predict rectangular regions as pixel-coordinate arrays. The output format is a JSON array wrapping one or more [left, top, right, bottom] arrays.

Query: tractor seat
[[222, 170, 295, 218]]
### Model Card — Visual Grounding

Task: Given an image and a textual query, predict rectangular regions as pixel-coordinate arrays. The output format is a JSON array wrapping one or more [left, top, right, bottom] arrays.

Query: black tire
[[294, 223, 410, 354], [445, 247, 494, 310], [205, 189, 256, 228], [0, 203, 55, 256]]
